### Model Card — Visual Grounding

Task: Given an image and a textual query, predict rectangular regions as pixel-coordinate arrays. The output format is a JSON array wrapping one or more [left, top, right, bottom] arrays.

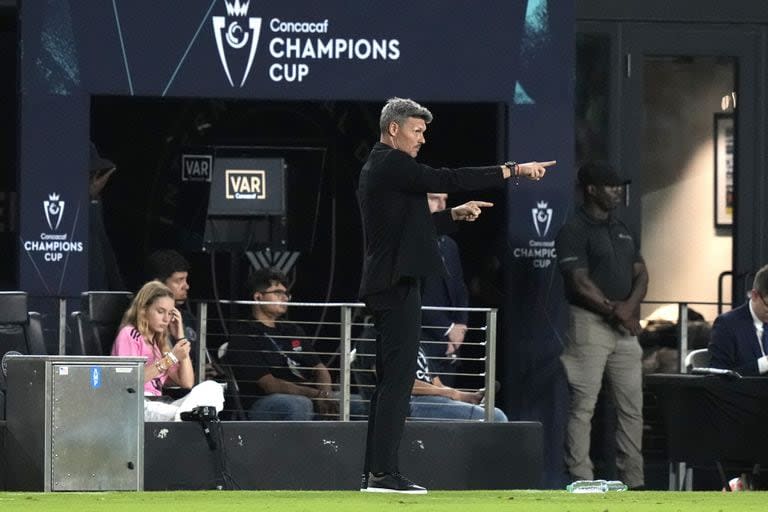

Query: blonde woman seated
[[111, 280, 224, 421]]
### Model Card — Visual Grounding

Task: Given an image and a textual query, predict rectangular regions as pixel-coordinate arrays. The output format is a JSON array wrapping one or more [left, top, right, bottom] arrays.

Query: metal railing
[[640, 299, 730, 374], [197, 300, 500, 422]]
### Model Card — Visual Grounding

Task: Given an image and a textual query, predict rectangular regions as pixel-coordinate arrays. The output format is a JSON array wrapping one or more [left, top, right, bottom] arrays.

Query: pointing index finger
[[474, 201, 494, 208], [540, 161, 557, 167]]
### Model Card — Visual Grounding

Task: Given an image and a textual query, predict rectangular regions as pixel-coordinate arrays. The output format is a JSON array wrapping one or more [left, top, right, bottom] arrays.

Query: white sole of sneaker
[[361, 487, 428, 495]]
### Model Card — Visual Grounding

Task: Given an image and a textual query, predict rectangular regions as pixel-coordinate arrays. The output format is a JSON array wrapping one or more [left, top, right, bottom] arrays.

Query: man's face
[[588, 185, 623, 212], [427, 193, 447, 213], [390, 116, 426, 158], [254, 280, 291, 318], [164, 271, 189, 302], [750, 290, 768, 323]]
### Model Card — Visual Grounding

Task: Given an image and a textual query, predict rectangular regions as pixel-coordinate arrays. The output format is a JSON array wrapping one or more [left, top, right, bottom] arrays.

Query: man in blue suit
[[421, 193, 470, 388], [709, 264, 768, 376]]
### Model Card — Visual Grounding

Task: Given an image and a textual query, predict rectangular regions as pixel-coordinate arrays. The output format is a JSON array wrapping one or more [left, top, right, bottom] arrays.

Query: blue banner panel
[[501, 0, 575, 488], [67, 0, 524, 100], [19, 94, 89, 297]]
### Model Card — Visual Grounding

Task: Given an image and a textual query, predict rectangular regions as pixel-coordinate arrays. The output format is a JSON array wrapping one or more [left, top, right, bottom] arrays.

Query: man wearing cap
[[555, 160, 648, 489]]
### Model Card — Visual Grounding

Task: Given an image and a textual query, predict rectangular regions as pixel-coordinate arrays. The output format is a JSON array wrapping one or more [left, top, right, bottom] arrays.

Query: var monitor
[[207, 157, 285, 216]]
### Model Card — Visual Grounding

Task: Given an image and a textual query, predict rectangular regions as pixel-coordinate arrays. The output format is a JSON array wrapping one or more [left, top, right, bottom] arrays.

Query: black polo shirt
[[555, 207, 643, 302]]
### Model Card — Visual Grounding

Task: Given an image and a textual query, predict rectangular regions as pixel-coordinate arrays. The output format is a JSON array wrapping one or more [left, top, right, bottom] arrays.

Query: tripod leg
[[716, 461, 730, 491]]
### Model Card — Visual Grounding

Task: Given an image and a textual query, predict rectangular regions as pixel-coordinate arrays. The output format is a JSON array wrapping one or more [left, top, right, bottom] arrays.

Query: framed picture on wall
[[714, 113, 734, 228]]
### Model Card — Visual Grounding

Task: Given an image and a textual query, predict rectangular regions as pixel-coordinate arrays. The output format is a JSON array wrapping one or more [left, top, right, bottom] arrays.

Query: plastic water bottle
[[605, 480, 628, 492], [566, 480, 609, 493]]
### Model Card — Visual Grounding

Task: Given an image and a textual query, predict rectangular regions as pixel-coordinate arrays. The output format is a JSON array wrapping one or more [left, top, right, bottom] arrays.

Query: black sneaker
[[361, 472, 427, 494]]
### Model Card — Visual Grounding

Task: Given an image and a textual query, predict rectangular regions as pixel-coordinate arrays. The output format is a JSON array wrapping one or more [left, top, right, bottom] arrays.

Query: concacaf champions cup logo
[[531, 201, 553, 238], [212, 0, 262, 87], [43, 193, 65, 231]]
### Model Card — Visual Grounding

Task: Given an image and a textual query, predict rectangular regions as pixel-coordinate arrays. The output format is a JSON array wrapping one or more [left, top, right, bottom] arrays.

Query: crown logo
[[225, 0, 250, 17], [48, 193, 60, 202], [536, 201, 548, 209]]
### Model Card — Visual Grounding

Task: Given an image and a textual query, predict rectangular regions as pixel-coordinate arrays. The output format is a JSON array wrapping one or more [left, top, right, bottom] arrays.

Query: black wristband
[[504, 161, 518, 176], [504, 161, 520, 185]]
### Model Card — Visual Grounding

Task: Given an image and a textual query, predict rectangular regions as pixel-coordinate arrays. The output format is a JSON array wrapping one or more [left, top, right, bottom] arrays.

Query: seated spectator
[[410, 342, 507, 422], [421, 192, 470, 388], [709, 264, 768, 376], [146, 249, 200, 369], [225, 268, 366, 420], [111, 280, 224, 421]]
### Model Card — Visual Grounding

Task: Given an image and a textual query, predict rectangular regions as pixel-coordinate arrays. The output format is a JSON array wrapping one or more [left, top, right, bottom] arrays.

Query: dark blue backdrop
[[19, 0, 573, 487]]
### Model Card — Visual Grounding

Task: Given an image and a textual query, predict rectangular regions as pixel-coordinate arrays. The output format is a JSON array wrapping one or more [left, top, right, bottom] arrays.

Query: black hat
[[577, 161, 630, 187], [89, 142, 115, 173]]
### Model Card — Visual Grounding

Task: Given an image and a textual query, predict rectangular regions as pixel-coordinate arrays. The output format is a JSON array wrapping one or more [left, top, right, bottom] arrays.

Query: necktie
[[763, 323, 768, 355]]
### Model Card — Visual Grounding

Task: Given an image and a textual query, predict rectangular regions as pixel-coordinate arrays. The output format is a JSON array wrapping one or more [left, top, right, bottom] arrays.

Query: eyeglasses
[[260, 289, 291, 300], [749, 291, 768, 308]]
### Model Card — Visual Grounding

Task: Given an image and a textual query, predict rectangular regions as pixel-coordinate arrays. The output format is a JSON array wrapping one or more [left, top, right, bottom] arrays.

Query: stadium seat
[[70, 291, 133, 355], [0, 291, 47, 420], [0, 291, 47, 356]]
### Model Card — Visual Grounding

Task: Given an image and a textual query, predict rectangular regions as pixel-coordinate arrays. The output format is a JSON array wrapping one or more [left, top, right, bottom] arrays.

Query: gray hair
[[379, 97, 433, 134], [754, 264, 768, 296]]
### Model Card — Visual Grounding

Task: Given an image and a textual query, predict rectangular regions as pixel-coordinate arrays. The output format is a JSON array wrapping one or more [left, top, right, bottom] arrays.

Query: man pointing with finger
[[358, 97, 554, 494]]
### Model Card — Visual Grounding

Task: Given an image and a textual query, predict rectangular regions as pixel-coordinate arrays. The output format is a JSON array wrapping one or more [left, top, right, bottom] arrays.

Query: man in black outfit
[[421, 192, 470, 387], [225, 268, 339, 420], [358, 97, 554, 494]]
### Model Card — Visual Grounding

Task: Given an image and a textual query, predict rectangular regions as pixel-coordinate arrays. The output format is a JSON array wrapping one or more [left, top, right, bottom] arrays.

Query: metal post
[[484, 309, 498, 422], [339, 306, 352, 421], [677, 302, 689, 373], [58, 297, 67, 355], [198, 302, 208, 384]]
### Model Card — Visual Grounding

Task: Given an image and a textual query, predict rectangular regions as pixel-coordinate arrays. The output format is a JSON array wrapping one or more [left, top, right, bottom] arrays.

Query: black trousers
[[363, 279, 422, 474]]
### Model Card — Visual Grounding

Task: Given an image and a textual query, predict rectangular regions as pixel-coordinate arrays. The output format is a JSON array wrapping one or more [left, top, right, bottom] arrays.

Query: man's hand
[[451, 201, 494, 222], [446, 323, 467, 354], [312, 390, 339, 419], [450, 388, 483, 405], [89, 167, 116, 200], [611, 300, 642, 336], [518, 161, 555, 180]]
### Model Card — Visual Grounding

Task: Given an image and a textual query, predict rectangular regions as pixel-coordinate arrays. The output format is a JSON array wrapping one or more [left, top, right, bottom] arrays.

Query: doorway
[[639, 55, 735, 322], [579, 22, 763, 318]]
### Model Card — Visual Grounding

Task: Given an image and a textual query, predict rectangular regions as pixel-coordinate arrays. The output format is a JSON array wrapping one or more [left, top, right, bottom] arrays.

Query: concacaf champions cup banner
[[19, 0, 573, 487]]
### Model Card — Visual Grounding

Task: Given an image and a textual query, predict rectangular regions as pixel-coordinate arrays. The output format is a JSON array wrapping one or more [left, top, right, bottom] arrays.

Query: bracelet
[[154, 359, 169, 373], [504, 161, 520, 185], [176, 337, 187, 342], [165, 351, 179, 365]]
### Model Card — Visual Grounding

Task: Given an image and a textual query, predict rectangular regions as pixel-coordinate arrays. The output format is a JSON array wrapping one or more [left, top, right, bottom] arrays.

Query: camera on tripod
[[180, 405, 219, 422]]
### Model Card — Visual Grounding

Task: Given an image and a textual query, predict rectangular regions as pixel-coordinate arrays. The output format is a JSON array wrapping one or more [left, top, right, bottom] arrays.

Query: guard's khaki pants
[[561, 305, 645, 488]]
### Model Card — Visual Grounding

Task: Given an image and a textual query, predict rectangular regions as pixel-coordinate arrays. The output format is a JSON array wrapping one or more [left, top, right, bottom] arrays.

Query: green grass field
[[1, 490, 766, 512]]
